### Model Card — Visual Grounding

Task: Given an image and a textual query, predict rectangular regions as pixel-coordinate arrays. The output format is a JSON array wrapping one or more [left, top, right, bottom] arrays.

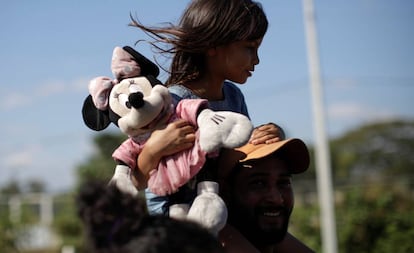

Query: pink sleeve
[[175, 99, 208, 125], [112, 139, 143, 169]]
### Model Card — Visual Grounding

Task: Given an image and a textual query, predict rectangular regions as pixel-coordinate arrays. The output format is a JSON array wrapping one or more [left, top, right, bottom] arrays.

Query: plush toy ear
[[82, 95, 111, 131], [123, 46, 160, 78], [146, 75, 164, 87]]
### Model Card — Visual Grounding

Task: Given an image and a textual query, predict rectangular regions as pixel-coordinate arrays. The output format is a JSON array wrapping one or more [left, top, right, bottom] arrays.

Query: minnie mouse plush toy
[[82, 46, 253, 234]]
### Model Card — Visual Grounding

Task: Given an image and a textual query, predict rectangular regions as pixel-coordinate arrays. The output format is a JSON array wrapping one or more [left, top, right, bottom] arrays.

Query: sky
[[1, 0, 413, 193]]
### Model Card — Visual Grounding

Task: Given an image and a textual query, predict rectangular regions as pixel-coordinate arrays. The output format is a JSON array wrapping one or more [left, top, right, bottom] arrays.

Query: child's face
[[210, 38, 263, 84]]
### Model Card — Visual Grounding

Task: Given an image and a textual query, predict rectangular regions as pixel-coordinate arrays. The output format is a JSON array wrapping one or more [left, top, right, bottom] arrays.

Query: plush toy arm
[[108, 164, 139, 196], [197, 109, 254, 152]]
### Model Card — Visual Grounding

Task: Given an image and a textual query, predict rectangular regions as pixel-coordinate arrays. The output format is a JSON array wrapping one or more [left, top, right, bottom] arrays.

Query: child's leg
[[145, 185, 197, 216], [145, 189, 170, 215]]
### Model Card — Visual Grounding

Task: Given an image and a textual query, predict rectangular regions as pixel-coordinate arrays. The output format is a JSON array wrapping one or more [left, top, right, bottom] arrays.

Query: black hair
[[77, 180, 224, 253]]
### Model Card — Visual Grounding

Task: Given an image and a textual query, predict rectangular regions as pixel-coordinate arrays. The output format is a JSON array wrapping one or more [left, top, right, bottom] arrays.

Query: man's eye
[[249, 180, 266, 188], [278, 180, 292, 188]]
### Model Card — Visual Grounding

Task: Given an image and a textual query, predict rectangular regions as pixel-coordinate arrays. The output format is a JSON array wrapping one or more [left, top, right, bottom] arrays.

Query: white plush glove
[[109, 164, 139, 196], [197, 109, 253, 152], [187, 181, 228, 236], [169, 203, 190, 220]]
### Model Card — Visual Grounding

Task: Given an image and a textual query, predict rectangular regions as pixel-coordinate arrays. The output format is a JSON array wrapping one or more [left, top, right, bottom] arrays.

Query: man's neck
[[257, 246, 275, 253]]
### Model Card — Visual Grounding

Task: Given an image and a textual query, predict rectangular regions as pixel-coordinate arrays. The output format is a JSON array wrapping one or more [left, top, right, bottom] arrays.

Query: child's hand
[[249, 122, 285, 145], [137, 119, 196, 176], [149, 119, 196, 157]]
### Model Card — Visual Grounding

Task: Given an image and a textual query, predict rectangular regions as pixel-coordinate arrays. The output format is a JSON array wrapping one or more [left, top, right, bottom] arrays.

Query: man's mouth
[[259, 206, 286, 220], [263, 211, 282, 217]]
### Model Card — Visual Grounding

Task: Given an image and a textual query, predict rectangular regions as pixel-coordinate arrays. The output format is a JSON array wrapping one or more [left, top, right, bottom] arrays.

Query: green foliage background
[[290, 120, 414, 252]]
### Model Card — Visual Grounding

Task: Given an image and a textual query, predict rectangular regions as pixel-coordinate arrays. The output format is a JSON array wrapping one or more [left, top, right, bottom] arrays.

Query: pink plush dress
[[112, 99, 210, 196]]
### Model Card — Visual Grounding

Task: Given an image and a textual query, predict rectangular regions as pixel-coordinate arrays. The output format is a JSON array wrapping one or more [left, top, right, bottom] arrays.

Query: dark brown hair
[[77, 180, 224, 253], [130, 0, 268, 86]]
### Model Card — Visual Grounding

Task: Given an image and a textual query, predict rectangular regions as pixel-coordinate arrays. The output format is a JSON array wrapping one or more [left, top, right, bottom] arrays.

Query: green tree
[[27, 180, 46, 193], [76, 132, 126, 189], [330, 120, 414, 185], [0, 180, 21, 195], [336, 184, 414, 253], [0, 203, 19, 253], [292, 119, 414, 253], [53, 192, 85, 253], [54, 132, 126, 253]]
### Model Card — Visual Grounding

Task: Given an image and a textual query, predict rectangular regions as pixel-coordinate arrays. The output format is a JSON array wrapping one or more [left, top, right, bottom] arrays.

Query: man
[[217, 138, 315, 253]]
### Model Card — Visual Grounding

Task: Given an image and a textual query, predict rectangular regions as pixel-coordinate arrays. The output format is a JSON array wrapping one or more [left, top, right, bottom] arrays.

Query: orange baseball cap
[[218, 138, 310, 179]]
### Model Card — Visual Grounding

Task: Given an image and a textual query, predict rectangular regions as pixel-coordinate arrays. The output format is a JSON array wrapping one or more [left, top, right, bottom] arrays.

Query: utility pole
[[302, 0, 338, 252]]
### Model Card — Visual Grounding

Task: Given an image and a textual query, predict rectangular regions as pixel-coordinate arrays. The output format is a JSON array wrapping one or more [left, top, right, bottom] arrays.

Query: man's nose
[[264, 187, 284, 204]]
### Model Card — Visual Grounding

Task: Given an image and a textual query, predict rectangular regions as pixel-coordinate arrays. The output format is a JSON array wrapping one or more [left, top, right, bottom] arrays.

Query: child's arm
[[249, 122, 286, 145], [135, 119, 196, 186]]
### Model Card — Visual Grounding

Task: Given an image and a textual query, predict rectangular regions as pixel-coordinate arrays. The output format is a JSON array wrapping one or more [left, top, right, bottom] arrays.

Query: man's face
[[226, 154, 294, 246]]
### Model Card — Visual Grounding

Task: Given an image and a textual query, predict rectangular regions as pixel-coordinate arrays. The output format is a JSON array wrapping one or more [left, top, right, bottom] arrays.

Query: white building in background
[[2, 192, 61, 251]]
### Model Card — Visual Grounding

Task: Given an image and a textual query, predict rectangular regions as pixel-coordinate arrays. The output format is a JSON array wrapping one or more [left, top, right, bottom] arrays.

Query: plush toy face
[[82, 46, 170, 136], [109, 77, 173, 138]]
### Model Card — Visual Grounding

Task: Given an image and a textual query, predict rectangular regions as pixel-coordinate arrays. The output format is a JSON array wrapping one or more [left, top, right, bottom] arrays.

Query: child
[[124, 1, 310, 252], [128, 0, 284, 216]]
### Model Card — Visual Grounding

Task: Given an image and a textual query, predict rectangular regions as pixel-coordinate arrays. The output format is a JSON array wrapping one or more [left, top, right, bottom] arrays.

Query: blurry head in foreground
[[77, 180, 224, 253]]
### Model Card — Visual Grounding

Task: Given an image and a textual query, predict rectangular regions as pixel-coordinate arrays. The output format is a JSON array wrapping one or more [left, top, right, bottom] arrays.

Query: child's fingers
[[250, 134, 282, 145], [170, 118, 191, 127], [249, 122, 285, 144]]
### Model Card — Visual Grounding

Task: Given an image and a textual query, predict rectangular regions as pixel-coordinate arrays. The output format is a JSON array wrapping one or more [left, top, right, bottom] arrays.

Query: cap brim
[[218, 138, 310, 180]]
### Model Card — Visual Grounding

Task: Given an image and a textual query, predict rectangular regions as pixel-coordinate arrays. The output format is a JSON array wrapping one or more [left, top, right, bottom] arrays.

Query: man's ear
[[82, 95, 111, 131]]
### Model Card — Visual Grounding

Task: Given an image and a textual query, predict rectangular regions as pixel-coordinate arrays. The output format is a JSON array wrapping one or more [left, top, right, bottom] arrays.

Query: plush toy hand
[[109, 165, 139, 196], [187, 181, 228, 236], [197, 109, 253, 152]]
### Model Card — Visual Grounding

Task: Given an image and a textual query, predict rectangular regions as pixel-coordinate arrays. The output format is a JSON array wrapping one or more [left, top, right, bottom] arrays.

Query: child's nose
[[253, 53, 260, 65]]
